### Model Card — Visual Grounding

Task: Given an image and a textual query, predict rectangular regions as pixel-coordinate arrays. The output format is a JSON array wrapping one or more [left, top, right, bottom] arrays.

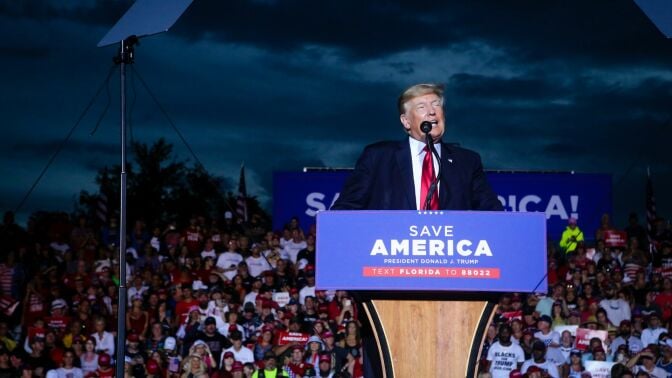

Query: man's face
[[594, 351, 606, 361], [498, 327, 511, 343], [292, 348, 303, 362], [532, 348, 545, 361], [400, 93, 445, 143], [649, 316, 660, 328], [32, 340, 45, 352], [620, 323, 631, 335], [265, 356, 276, 370]]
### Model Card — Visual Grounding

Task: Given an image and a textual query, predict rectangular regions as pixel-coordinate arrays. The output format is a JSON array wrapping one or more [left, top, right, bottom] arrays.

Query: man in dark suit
[[332, 83, 502, 211]]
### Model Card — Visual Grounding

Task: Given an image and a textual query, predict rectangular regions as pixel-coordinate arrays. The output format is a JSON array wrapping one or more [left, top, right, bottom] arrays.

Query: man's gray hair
[[397, 83, 445, 115]]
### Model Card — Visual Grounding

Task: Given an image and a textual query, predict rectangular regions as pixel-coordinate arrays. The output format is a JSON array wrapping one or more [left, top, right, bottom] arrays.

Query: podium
[[316, 211, 547, 377]]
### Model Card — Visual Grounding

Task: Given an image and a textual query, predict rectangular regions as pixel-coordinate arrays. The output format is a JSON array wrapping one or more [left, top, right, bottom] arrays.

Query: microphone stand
[[422, 122, 442, 210]]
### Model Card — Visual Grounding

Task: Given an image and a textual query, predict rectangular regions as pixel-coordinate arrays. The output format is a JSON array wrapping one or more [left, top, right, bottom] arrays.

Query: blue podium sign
[[316, 210, 547, 293]]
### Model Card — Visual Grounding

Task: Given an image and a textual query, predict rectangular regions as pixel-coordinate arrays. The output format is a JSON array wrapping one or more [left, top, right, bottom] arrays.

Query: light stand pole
[[96, 2, 194, 376]]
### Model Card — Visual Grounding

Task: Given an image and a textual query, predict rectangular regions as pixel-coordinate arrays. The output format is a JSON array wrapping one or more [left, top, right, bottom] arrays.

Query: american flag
[[237, 163, 248, 222], [646, 167, 657, 253], [97, 169, 109, 224]]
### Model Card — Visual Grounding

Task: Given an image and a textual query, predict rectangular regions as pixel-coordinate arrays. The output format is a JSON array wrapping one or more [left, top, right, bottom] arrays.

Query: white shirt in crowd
[[486, 341, 525, 378], [216, 251, 243, 280], [220, 345, 254, 366], [283, 240, 307, 264], [91, 331, 115, 356], [521, 359, 560, 378], [299, 285, 316, 305], [599, 298, 631, 326], [641, 326, 666, 348], [246, 255, 272, 278]]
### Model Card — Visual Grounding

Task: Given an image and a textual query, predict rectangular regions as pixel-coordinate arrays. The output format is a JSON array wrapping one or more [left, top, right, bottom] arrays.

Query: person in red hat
[[321, 331, 336, 355], [525, 365, 543, 378], [94, 353, 114, 378], [125, 332, 145, 359], [287, 345, 311, 376], [211, 351, 235, 378], [145, 358, 161, 378], [317, 352, 333, 377], [231, 360, 245, 378], [254, 325, 275, 362]]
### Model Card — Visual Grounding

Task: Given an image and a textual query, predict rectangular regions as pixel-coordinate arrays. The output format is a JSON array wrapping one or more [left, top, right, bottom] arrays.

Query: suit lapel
[[395, 140, 416, 209], [439, 143, 453, 209]]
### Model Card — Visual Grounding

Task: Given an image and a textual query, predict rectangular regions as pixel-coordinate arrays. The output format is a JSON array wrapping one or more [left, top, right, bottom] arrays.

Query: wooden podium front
[[317, 211, 547, 377], [360, 298, 496, 378]]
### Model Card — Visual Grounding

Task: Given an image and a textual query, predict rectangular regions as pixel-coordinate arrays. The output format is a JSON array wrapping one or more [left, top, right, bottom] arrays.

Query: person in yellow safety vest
[[560, 217, 584, 254]]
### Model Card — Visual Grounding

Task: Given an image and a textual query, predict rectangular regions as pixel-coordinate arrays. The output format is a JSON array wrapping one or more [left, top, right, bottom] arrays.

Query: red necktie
[[421, 146, 439, 210]]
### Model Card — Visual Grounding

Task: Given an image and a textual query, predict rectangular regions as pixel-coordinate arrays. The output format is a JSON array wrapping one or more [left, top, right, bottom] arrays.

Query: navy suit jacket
[[331, 139, 503, 211]]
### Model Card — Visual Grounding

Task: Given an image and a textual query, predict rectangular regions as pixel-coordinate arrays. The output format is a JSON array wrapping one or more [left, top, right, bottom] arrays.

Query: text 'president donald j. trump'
[[332, 83, 502, 212]]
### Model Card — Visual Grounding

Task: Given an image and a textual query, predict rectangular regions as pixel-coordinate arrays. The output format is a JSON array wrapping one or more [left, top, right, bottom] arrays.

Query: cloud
[[2, 1, 672, 225]]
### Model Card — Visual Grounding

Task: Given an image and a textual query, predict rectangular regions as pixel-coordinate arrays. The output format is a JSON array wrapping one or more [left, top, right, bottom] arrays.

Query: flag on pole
[[97, 169, 109, 224], [646, 167, 657, 252], [236, 163, 248, 222]]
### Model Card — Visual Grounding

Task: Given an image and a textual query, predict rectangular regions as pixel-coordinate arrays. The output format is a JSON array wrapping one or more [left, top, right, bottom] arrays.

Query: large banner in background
[[273, 171, 612, 241]]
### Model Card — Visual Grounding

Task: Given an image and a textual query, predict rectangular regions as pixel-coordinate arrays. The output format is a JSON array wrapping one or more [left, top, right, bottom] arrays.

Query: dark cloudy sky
[[1, 0, 671, 227]]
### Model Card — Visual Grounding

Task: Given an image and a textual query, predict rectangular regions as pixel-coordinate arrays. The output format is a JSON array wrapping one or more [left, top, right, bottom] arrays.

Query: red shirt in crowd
[[182, 226, 202, 254], [45, 314, 71, 336], [654, 291, 672, 321]]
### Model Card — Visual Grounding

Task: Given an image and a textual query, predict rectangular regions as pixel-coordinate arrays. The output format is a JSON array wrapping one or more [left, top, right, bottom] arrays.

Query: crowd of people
[[0, 208, 671, 378], [481, 213, 672, 378], [0, 211, 363, 377]]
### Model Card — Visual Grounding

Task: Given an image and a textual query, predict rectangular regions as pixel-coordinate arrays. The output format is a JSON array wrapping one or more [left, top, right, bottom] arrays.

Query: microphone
[[421, 121, 442, 210], [420, 121, 433, 134]]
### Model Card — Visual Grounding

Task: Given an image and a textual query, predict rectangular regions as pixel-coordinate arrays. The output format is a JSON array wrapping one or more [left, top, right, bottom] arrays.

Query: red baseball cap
[[98, 353, 111, 367], [232, 361, 244, 372], [527, 366, 542, 373]]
